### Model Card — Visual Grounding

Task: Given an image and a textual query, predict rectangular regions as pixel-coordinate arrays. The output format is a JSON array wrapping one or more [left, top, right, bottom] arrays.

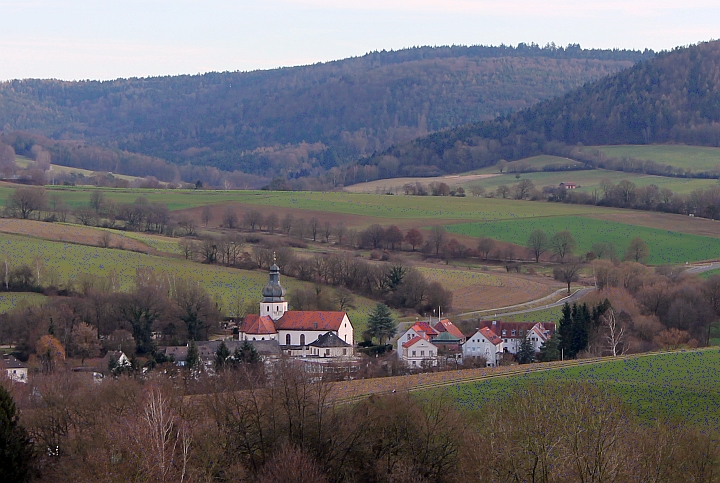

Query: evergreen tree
[[214, 341, 231, 369], [186, 339, 200, 370], [538, 333, 561, 362], [236, 340, 260, 364], [516, 337, 536, 364], [366, 303, 396, 344], [570, 303, 591, 357], [558, 302, 573, 356], [0, 385, 33, 483]]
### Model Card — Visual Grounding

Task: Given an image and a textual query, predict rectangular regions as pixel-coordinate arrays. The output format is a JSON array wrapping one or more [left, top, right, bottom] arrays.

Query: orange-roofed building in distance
[[462, 327, 504, 366], [238, 262, 354, 356]]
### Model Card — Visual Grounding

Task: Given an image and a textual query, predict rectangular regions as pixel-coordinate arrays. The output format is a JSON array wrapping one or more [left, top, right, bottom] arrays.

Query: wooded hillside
[[368, 40, 720, 177], [0, 44, 649, 183]]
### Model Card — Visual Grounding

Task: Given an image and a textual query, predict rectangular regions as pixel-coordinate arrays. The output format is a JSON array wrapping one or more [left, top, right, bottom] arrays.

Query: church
[[238, 262, 355, 354]]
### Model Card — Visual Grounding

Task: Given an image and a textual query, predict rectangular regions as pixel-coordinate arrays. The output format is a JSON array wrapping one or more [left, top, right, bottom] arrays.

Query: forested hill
[[367, 40, 720, 177], [0, 44, 650, 184]]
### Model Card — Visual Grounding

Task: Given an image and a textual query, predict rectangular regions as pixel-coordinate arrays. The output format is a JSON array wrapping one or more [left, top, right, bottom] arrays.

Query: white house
[[479, 321, 555, 354], [401, 336, 438, 367], [462, 327, 504, 366], [0, 354, 28, 383], [397, 322, 438, 359], [239, 263, 354, 355]]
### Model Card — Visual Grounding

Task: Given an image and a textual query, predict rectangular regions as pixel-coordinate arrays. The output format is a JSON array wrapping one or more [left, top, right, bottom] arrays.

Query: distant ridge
[[366, 40, 720, 177], [0, 44, 650, 187]]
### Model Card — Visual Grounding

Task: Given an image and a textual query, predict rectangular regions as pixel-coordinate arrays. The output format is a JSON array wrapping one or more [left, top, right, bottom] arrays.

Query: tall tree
[[624, 237, 649, 263], [429, 226, 446, 255], [214, 341, 231, 369], [366, 303, 396, 344], [538, 333, 561, 362], [516, 337, 536, 364], [550, 230, 576, 263], [404, 228, 423, 252], [0, 385, 33, 483], [186, 339, 200, 370], [526, 229, 549, 263]]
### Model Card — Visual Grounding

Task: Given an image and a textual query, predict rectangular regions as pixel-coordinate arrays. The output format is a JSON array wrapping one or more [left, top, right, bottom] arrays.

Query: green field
[[502, 305, 563, 323], [0, 292, 47, 313], [0, 232, 376, 334], [591, 145, 720, 171], [445, 215, 720, 264], [466, 167, 717, 195], [442, 349, 720, 429]]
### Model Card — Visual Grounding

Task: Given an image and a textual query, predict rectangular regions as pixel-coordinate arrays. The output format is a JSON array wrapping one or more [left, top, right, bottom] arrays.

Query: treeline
[[5, 369, 720, 483], [0, 45, 647, 183], [0, 268, 222, 362], [363, 40, 720, 179], [582, 261, 720, 351]]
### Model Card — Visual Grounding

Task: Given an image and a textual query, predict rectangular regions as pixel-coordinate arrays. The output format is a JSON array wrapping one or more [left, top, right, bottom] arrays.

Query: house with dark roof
[[0, 354, 28, 383], [308, 331, 352, 358], [478, 321, 555, 354], [238, 263, 354, 358]]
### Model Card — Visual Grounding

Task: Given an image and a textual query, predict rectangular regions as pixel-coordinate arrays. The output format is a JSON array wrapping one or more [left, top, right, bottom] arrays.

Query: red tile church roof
[[241, 315, 278, 335], [275, 311, 346, 331]]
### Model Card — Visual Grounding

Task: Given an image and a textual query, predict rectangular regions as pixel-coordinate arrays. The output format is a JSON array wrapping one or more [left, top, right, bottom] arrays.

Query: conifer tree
[[367, 303, 396, 344], [558, 303, 573, 356], [0, 385, 33, 483], [214, 341, 231, 369], [516, 337, 536, 364], [236, 340, 260, 364], [186, 339, 200, 369], [538, 333, 561, 362]]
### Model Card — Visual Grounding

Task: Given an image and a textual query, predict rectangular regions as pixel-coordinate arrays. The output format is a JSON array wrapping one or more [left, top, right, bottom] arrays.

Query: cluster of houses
[[1, 264, 557, 383], [397, 319, 555, 367]]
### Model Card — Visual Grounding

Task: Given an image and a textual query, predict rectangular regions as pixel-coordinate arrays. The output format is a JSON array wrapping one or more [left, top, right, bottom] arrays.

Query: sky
[[0, 0, 718, 81]]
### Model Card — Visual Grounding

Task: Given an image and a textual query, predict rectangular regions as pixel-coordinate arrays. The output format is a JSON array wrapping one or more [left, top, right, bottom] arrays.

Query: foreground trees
[[8, 370, 720, 483], [0, 385, 33, 483]]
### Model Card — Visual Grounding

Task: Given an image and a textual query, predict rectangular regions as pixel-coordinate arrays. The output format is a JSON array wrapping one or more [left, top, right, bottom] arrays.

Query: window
[[343, 349, 347, 355], [472, 347, 476, 352], [325, 349, 330, 356], [502, 330, 507, 336], [511, 330, 516, 336], [421, 350, 425, 356], [429, 351, 433, 356], [408, 334, 412, 341], [412, 351, 416, 356], [286, 334, 291, 345], [300, 334, 305, 345]]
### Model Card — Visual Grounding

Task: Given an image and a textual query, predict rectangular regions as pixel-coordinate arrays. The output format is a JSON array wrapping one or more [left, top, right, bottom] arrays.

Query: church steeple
[[260, 257, 287, 320]]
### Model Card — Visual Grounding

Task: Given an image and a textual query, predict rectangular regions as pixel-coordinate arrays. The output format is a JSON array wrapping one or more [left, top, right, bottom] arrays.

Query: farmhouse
[[0, 354, 28, 383], [396, 318, 466, 366], [401, 336, 438, 367], [478, 321, 555, 354], [238, 262, 355, 357], [559, 182, 577, 189]]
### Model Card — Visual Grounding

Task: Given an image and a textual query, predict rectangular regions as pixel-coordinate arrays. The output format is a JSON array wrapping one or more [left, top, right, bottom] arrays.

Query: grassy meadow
[[0, 292, 47, 314], [442, 349, 720, 430], [591, 145, 720, 171], [445, 215, 720, 264]]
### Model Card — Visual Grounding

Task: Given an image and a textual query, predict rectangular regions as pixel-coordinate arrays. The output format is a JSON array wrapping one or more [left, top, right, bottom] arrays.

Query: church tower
[[260, 261, 287, 321]]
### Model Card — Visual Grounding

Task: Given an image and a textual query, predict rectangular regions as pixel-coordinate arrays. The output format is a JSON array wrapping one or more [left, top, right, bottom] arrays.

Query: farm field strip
[[590, 145, 720, 171], [330, 349, 689, 404], [0, 219, 152, 253], [445, 215, 720, 264], [443, 349, 720, 429]]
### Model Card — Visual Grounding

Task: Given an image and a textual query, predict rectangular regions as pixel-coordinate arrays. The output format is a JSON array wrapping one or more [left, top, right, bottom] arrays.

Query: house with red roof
[[478, 321, 555, 354], [238, 263, 354, 357], [396, 321, 439, 358], [400, 336, 438, 368], [462, 327, 504, 366]]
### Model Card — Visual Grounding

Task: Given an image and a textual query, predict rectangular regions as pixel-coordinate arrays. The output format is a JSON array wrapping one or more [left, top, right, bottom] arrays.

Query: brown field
[[590, 211, 720, 238], [0, 219, 152, 252], [343, 173, 500, 194]]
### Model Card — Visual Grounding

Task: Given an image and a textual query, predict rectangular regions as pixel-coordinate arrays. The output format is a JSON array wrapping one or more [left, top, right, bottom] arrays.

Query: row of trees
[[4, 367, 719, 483]]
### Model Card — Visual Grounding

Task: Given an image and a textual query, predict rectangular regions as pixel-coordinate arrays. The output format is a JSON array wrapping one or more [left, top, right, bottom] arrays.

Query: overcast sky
[[0, 0, 718, 81]]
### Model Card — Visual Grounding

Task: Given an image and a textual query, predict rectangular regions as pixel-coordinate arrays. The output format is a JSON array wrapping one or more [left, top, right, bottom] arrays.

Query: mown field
[[591, 144, 720, 171], [445, 215, 720, 264], [442, 349, 720, 430]]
